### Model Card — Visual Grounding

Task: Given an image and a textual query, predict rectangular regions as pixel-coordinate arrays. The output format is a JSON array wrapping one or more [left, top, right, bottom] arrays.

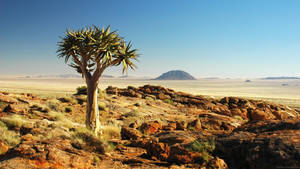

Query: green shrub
[[184, 137, 215, 162], [163, 99, 173, 105], [76, 86, 88, 95], [93, 155, 101, 164], [233, 115, 244, 121]]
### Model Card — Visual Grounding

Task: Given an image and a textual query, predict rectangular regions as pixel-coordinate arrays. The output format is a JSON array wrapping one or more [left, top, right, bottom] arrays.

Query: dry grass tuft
[[1, 114, 27, 129], [0, 121, 20, 147]]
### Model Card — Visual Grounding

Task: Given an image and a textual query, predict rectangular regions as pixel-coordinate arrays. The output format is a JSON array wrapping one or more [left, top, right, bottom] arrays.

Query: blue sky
[[0, 0, 300, 78]]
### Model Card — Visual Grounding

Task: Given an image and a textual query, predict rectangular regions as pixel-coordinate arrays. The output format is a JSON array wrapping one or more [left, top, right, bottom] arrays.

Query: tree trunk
[[86, 80, 101, 135]]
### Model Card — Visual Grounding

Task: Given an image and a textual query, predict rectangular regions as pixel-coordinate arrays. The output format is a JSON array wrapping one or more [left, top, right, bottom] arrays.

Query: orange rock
[[146, 141, 170, 161], [168, 144, 201, 164], [139, 121, 162, 134], [188, 119, 202, 130], [0, 141, 10, 155], [207, 157, 228, 169], [250, 109, 269, 121]]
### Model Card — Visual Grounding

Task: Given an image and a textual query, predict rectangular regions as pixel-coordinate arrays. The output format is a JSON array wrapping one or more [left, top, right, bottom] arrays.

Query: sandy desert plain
[[0, 76, 300, 109]]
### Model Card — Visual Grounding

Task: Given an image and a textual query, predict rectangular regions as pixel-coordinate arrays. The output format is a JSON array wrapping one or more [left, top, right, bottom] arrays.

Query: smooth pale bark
[[85, 79, 101, 135]]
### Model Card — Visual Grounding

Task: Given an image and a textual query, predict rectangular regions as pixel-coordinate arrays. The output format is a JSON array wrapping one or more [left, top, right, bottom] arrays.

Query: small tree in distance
[[57, 25, 139, 134]]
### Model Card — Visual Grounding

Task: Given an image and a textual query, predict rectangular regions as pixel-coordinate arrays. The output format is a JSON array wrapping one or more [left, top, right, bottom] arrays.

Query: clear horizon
[[1, 0, 300, 78]]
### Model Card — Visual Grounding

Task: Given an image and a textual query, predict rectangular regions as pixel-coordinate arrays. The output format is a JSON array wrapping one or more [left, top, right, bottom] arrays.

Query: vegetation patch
[[76, 95, 87, 105], [0, 101, 8, 110], [100, 123, 121, 140], [58, 96, 76, 104], [49, 111, 65, 121], [1, 114, 26, 129], [76, 86, 88, 95], [71, 127, 105, 153], [0, 121, 20, 147], [122, 110, 143, 126], [184, 137, 215, 162], [31, 103, 50, 113], [163, 99, 174, 105], [98, 102, 107, 111], [46, 100, 61, 112]]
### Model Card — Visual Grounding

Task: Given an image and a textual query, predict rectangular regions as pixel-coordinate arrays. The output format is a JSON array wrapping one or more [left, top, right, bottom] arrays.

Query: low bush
[[76, 86, 88, 95], [71, 127, 105, 153]]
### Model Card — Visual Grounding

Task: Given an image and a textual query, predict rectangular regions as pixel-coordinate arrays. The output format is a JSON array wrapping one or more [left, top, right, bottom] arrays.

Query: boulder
[[0, 141, 10, 155], [121, 127, 142, 140], [206, 157, 228, 169], [187, 119, 202, 131], [146, 140, 170, 161], [157, 92, 171, 100], [249, 109, 270, 121], [139, 121, 162, 134], [167, 144, 201, 164], [155, 131, 196, 145], [163, 122, 177, 131], [176, 121, 187, 130]]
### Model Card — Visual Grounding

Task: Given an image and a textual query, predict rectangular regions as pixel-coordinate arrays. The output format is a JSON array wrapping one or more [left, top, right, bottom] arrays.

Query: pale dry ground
[[0, 76, 300, 108]]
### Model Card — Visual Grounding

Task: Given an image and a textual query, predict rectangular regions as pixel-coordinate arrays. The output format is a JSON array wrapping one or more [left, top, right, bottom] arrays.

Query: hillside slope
[[0, 86, 299, 169]]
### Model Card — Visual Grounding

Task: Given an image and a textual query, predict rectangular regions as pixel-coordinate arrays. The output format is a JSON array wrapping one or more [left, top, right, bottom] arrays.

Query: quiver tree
[[57, 25, 139, 134]]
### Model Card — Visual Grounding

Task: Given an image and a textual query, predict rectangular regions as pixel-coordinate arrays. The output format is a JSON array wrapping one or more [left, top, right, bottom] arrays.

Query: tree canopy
[[57, 25, 139, 81]]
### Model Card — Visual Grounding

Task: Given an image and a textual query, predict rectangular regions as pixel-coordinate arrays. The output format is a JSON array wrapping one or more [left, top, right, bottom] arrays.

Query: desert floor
[[0, 76, 300, 108]]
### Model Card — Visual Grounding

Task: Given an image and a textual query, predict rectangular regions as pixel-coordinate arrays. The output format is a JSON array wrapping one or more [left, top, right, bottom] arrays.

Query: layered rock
[[215, 119, 300, 169]]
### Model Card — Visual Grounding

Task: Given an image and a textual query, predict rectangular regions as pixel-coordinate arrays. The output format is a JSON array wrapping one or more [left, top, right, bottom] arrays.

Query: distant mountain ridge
[[262, 76, 300, 80], [22, 74, 114, 78], [154, 70, 196, 80]]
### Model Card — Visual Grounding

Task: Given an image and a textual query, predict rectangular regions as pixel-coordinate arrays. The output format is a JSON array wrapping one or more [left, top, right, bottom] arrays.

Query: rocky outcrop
[[106, 85, 299, 122], [0, 138, 95, 169], [215, 118, 300, 169]]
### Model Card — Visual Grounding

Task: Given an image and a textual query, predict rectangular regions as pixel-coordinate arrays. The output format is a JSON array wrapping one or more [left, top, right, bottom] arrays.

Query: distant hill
[[262, 76, 300, 80], [154, 70, 196, 80]]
